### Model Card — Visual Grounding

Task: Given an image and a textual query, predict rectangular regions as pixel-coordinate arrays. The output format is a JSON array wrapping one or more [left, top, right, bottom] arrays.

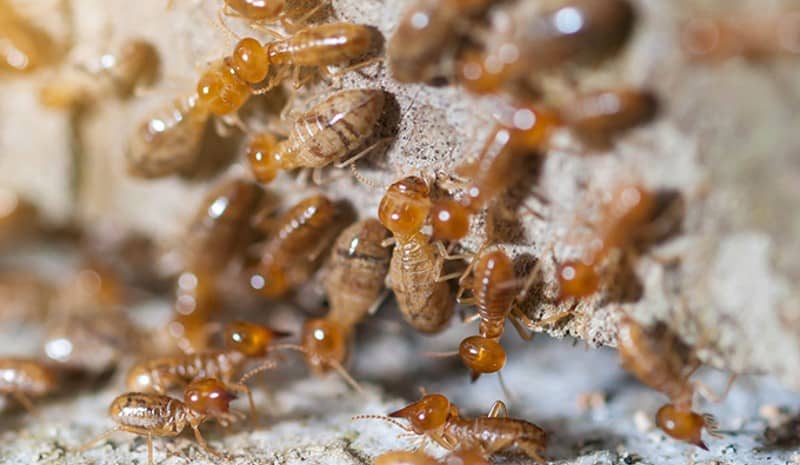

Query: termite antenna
[[269, 343, 364, 393], [238, 359, 279, 384], [497, 371, 516, 403], [351, 164, 383, 190], [351, 414, 410, 431]]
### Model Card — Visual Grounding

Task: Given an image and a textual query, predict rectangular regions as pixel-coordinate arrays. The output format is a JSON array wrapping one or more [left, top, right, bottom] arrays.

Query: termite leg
[[191, 425, 224, 459], [228, 382, 259, 426], [486, 400, 509, 418], [11, 392, 37, 415], [333, 137, 393, 169]]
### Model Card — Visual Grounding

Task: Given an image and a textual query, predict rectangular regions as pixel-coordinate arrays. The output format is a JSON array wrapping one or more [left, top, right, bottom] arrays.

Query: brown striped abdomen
[[280, 89, 385, 169], [109, 393, 188, 436], [445, 416, 547, 457], [390, 234, 454, 333]]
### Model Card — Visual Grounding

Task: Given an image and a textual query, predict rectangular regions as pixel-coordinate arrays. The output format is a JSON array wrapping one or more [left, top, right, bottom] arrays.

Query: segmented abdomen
[[269, 23, 375, 65], [110, 393, 187, 435]]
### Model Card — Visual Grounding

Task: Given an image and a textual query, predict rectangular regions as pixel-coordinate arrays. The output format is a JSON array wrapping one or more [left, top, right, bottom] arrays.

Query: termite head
[[249, 262, 289, 298], [378, 176, 431, 237], [126, 362, 156, 392], [231, 37, 269, 84], [184, 378, 237, 416], [226, 0, 284, 21], [656, 404, 719, 450], [196, 60, 251, 116], [430, 199, 470, 241], [301, 318, 348, 374], [458, 336, 507, 381], [224, 321, 291, 357], [246, 133, 282, 184], [557, 259, 599, 300], [388, 393, 452, 434], [507, 106, 562, 155]]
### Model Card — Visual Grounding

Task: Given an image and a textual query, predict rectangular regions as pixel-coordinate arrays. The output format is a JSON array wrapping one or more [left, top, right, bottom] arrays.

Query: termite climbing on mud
[[355, 394, 548, 463], [246, 88, 391, 184], [378, 176, 456, 334], [617, 316, 734, 449], [76, 378, 240, 465]]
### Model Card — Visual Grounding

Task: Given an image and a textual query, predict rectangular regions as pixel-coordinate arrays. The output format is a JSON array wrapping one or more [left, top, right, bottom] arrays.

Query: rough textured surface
[[2, 0, 800, 463]]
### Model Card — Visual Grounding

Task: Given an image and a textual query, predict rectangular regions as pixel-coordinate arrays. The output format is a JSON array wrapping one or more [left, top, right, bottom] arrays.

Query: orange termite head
[[248, 262, 289, 298], [507, 105, 563, 155], [196, 59, 251, 116], [301, 318, 348, 374], [224, 321, 292, 357], [655, 404, 719, 450], [184, 378, 237, 416], [378, 176, 431, 236], [246, 133, 282, 184], [458, 336, 507, 381], [557, 259, 600, 300], [430, 199, 470, 241], [388, 393, 452, 434], [226, 0, 285, 21], [230, 37, 269, 84]]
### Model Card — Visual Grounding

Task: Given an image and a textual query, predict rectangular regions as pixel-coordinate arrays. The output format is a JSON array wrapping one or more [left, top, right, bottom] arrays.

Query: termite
[[0, 0, 59, 73], [378, 177, 456, 334], [681, 13, 800, 62], [456, 0, 636, 95], [0, 358, 58, 413], [557, 184, 657, 299], [617, 317, 726, 449], [246, 89, 389, 184], [374, 450, 439, 465], [323, 218, 392, 329], [248, 194, 345, 298], [221, 0, 329, 30], [355, 394, 547, 463], [126, 93, 211, 178], [198, 24, 382, 117], [77, 378, 239, 465], [40, 39, 160, 109], [0, 189, 41, 248], [387, 0, 494, 83]]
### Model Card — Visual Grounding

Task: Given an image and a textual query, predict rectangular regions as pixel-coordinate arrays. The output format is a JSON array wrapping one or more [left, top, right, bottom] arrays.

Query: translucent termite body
[[681, 13, 800, 62], [223, 0, 328, 29], [0, 357, 58, 413]]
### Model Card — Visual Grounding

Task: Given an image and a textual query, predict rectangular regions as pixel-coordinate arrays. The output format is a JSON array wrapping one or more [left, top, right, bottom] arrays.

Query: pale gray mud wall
[[2, 0, 800, 464]]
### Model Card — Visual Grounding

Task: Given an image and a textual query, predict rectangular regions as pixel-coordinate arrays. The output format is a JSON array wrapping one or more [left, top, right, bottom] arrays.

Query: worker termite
[[387, 0, 494, 83], [378, 177, 456, 334], [0, 0, 59, 73], [0, 358, 58, 413], [323, 218, 392, 329], [246, 89, 390, 184], [354, 394, 548, 463], [557, 184, 658, 299], [681, 12, 800, 62], [456, 0, 636, 95], [76, 378, 240, 465], [126, 93, 211, 178], [40, 39, 160, 109], [248, 194, 346, 298], [221, 0, 330, 30], [616, 317, 729, 449]]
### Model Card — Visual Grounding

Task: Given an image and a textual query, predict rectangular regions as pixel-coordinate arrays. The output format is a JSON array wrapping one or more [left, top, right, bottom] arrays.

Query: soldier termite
[[248, 194, 345, 298], [0, 0, 59, 73], [76, 378, 240, 465], [378, 177, 456, 334], [0, 358, 58, 413], [617, 317, 733, 449], [354, 394, 548, 463], [246, 89, 390, 185], [456, 0, 636, 95], [387, 0, 495, 84], [39, 39, 160, 109]]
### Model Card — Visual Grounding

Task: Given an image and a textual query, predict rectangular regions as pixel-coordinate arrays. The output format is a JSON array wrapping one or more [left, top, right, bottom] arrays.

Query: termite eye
[[431, 199, 469, 241], [557, 260, 599, 299], [248, 264, 289, 298], [246, 134, 281, 183], [378, 177, 431, 236], [655, 404, 710, 450], [231, 37, 269, 84], [301, 318, 348, 374], [459, 336, 506, 379]]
